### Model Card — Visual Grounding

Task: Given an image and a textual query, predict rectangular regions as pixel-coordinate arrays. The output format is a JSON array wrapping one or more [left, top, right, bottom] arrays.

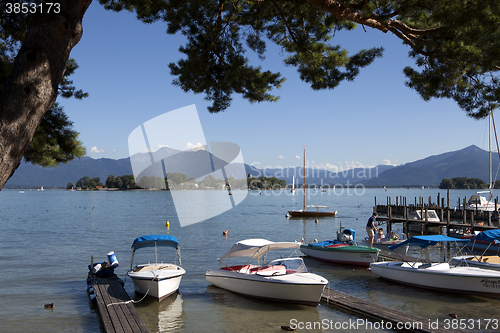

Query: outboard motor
[[338, 228, 356, 242]]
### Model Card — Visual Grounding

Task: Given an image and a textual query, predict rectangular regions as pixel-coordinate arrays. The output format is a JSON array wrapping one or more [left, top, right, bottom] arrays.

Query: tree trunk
[[0, 0, 92, 190]]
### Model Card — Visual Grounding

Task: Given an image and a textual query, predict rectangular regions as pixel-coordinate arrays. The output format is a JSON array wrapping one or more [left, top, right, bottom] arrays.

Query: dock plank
[[321, 288, 467, 333], [89, 274, 150, 333]]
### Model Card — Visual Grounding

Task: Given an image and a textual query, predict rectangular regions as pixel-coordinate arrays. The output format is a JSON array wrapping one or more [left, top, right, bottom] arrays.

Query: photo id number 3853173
[[3, 2, 61, 14]]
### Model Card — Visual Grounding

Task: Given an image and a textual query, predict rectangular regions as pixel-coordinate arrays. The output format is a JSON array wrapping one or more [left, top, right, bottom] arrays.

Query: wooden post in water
[[424, 206, 428, 234], [404, 206, 409, 237], [462, 198, 466, 224], [446, 209, 451, 236], [388, 206, 392, 234], [437, 193, 440, 208], [471, 210, 474, 231], [447, 187, 450, 208]]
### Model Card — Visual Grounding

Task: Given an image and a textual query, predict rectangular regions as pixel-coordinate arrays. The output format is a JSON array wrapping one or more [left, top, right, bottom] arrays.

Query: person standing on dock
[[366, 212, 378, 248]]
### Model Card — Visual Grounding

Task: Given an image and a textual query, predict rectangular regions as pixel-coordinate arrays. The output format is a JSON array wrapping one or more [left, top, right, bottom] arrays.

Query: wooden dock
[[87, 274, 149, 333], [321, 288, 466, 333], [374, 193, 500, 236]]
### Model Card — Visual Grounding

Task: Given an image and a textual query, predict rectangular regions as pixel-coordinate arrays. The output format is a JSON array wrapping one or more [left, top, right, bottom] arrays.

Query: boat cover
[[218, 238, 300, 262], [388, 235, 469, 250], [131, 234, 180, 251], [471, 229, 500, 243]]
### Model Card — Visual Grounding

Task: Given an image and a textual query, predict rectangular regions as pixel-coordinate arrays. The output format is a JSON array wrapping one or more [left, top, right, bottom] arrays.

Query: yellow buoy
[[166, 220, 170, 228]]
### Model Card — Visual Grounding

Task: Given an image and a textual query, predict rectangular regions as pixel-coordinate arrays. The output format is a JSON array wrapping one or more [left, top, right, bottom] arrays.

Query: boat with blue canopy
[[452, 229, 500, 271], [371, 235, 500, 299], [466, 229, 500, 254], [128, 234, 185, 301]]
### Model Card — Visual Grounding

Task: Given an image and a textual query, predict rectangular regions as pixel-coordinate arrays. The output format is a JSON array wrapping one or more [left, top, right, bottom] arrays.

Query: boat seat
[[255, 265, 287, 276], [399, 262, 414, 268], [482, 256, 500, 263], [221, 265, 254, 273], [421, 263, 450, 270]]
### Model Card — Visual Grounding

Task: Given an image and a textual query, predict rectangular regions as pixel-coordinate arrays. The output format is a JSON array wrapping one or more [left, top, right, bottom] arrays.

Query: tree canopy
[[100, 0, 500, 117], [1, 0, 500, 189], [0, 6, 87, 173]]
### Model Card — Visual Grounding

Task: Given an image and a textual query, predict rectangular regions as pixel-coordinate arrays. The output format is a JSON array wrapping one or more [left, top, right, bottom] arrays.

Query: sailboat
[[288, 148, 337, 218], [291, 176, 295, 193], [464, 111, 498, 211]]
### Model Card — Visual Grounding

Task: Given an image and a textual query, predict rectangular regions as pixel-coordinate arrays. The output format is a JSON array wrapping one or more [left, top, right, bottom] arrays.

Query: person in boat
[[389, 231, 399, 241], [366, 212, 378, 247], [375, 228, 385, 242]]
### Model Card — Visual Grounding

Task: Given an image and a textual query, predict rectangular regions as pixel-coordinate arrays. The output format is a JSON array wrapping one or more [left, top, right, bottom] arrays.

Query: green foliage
[[248, 176, 286, 190], [76, 176, 103, 190], [99, 0, 382, 113], [23, 103, 86, 167], [105, 175, 139, 189], [439, 177, 488, 189], [67, 182, 74, 190], [403, 0, 500, 118], [98, 0, 500, 117]]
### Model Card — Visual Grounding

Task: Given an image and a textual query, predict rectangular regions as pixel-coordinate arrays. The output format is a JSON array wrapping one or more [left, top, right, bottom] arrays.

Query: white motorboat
[[450, 254, 500, 271], [370, 235, 500, 298], [205, 239, 328, 306], [464, 194, 497, 211], [128, 235, 186, 302], [408, 209, 441, 233], [463, 112, 498, 212]]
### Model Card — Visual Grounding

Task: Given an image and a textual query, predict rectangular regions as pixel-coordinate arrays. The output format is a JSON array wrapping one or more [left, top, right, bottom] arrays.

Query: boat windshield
[[267, 258, 308, 273]]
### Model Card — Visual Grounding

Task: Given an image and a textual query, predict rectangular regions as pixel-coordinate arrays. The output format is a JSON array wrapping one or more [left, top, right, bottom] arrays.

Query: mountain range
[[4, 145, 497, 188]]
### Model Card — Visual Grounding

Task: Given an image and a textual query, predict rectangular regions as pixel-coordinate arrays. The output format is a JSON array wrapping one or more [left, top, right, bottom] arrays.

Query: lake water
[[1, 188, 499, 332]]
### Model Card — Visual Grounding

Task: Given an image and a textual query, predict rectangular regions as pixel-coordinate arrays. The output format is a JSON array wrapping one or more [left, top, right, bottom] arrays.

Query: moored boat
[[288, 148, 337, 218], [466, 229, 500, 254], [450, 254, 500, 271], [205, 238, 328, 306], [300, 228, 380, 266], [128, 235, 186, 302], [370, 235, 500, 298]]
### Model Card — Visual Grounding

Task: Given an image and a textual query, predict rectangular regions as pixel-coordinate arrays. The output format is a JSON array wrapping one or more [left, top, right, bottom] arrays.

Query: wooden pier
[[374, 193, 500, 236], [321, 288, 466, 333], [87, 273, 149, 333]]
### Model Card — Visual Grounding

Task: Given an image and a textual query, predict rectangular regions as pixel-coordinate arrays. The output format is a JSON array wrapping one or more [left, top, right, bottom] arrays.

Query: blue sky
[[62, 2, 493, 172]]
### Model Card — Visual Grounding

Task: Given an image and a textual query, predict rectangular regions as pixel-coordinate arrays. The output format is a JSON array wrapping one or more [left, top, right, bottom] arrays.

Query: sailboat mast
[[303, 147, 306, 210], [490, 110, 493, 200]]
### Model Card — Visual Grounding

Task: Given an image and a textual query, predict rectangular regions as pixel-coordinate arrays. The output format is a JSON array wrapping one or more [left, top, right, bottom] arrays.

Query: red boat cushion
[[326, 244, 350, 248]]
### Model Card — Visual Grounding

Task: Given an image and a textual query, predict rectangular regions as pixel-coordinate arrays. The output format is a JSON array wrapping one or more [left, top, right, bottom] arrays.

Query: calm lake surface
[[1, 188, 499, 332]]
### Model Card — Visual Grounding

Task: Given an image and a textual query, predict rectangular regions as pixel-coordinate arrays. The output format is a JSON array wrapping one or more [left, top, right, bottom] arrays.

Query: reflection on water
[[205, 285, 321, 333], [134, 292, 184, 332]]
